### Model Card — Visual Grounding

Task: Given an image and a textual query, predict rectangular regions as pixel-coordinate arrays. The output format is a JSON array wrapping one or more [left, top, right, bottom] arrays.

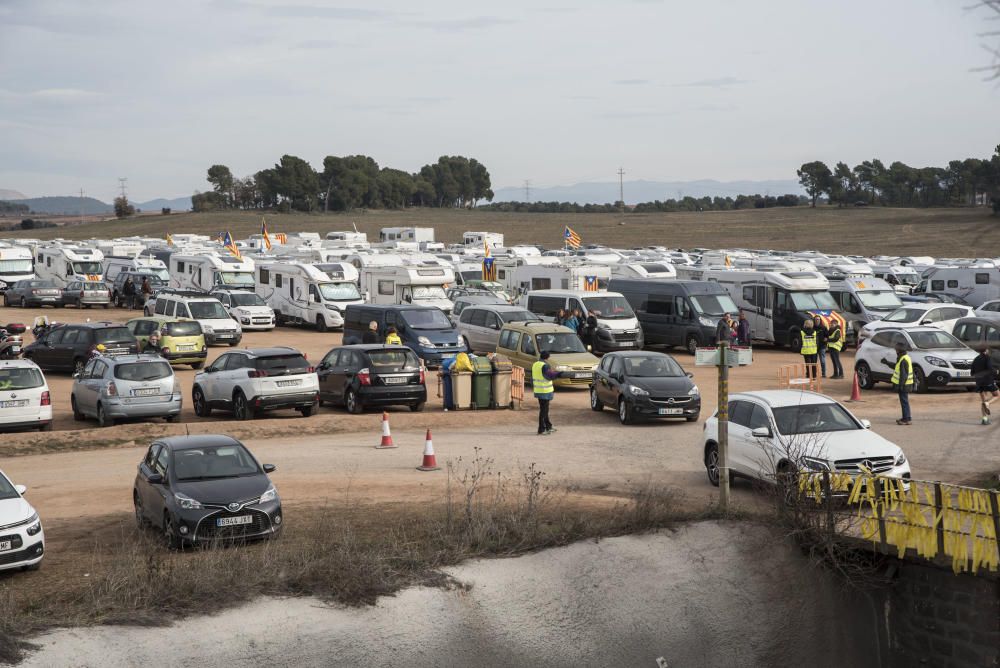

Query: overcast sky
[[1, 0, 997, 201]]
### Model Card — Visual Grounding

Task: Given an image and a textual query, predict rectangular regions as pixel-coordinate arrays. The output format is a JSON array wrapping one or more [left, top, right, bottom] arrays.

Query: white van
[[255, 261, 363, 332], [828, 276, 903, 334], [103, 255, 170, 285], [34, 245, 104, 288], [169, 253, 255, 293], [0, 245, 35, 292], [520, 289, 643, 352]]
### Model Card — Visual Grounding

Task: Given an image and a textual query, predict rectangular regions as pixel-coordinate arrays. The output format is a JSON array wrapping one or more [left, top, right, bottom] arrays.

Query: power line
[[523, 179, 532, 202], [118, 177, 128, 199]]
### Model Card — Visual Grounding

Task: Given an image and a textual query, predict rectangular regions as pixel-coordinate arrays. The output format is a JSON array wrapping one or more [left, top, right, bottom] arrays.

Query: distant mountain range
[[0, 195, 192, 215], [492, 179, 805, 204], [0, 189, 27, 201]]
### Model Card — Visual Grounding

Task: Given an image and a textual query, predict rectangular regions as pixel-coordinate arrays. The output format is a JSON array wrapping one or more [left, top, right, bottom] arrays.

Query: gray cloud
[[411, 16, 516, 31], [293, 39, 343, 50], [675, 76, 750, 88], [614, 79, 650, 85]]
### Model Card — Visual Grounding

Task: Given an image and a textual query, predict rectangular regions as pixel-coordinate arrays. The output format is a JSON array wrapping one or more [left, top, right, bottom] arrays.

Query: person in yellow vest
[[826, 320, 844, 379], [799, 319, 818, 379], [890, 341, 913, 425], [532, 350, 561, 435], [385, 326, 402, 345]]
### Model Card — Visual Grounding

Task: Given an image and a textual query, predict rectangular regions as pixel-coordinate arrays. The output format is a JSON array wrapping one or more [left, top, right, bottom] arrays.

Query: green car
[[126, 316, 208, 368], [495, 322, 599, 387]]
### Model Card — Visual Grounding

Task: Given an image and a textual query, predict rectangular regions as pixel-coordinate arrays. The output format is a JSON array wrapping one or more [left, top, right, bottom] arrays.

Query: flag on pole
[[584, 276, 599, 292], [260, 218, 272, 251], [165, 233, 174, 247], [274, 232, 287, 244], [564, 225, 581, 249], [482, 241, 495, 280], [724, 254, 733, 267], [222, 231, 242, 259]]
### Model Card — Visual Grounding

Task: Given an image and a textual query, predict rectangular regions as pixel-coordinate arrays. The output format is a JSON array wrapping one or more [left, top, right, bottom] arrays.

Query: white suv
[[192, 347, 319, 420], [210, 289, 276, 331], [0, 469, 44, 571], [148, 291, 242, 346], [859, 303, 973, 341], [854, 327, 976, 392], [0, 359, 52, 432]]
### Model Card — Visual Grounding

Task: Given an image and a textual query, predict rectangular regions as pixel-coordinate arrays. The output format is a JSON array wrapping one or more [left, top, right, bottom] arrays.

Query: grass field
[[2, 206, 997, 256]]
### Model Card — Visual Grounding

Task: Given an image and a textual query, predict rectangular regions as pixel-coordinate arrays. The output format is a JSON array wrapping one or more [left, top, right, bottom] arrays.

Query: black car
[[110, 271, 165, 308], [317, 344, 427, 414], [133, 435, 281, 548], [23, 322, 138, 374], [3, 280, 62, 308], [590, 351, 701, 424]]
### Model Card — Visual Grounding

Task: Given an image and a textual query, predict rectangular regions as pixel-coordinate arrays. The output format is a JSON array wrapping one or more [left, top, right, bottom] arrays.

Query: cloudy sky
[[1, 0, 997, 201]]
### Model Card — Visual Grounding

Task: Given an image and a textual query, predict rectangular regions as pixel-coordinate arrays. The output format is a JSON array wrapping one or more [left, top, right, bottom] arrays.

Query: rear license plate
[[10, 346, 19, 354], [658, 408, 684, 415], [617, 341, 634, 347], [384, 376, 407, 384], [276, 379, 301, 387], [0, 540, 10, 552], [217, 515, 253, 527], [0, 400, 27, 408], [177, 345, 195, 351], [574, 372, 592, 379], [134, 388, 158, 396], [440, 354, 456, 360]]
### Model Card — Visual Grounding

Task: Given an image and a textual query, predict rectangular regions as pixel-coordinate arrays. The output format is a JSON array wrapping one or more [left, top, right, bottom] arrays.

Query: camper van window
[[498, 270, 506, 279], [0, 259, 32, 274], [66, 263, 74, 276], [788, 291, 837, 311], [582, 295, 634, 320], [560, 280, 569, 290], [275, 274, 283, 289], [931, 280, 944, 291], [259, 268, 270, 285], [176, 261, 185, 274], [378, 280, 394, 296], [742, 286, 756, 304], [976, 273, 990, 285], [857, 290, 902, 311], [531, 278, 552, 291], [646, 297, 673, 316], [528, 296, 565, 317], [946, 280, 958, 289], [319, 282, 361, 301], [690, 294, 738, 317], [675, 297, 692, 319], [412, 286, 447, 300], [219, 272, 254, 287], [401, 309, 451, 330]]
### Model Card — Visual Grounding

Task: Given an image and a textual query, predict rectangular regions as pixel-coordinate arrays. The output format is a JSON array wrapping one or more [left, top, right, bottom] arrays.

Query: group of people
[[714, 311, 752, 347], [362, 320, 401, 345], [120, 276, 155, 310], [554, 308, 599, 348], [799, 315, 845, 379]]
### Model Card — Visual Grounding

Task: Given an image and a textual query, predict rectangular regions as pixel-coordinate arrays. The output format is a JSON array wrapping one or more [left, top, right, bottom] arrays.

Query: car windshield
[[412, 286, 448, 300], [909, 331, 964, 349], [898, 274, 919, 286], [114, 361, 172, 381], [148, 268, 170, 281], [789, 291, 838, 310], [163, 321, 202, 337], [622, 355, 684, 377], [772, 403, 860, 435], [217, 271, 254, 287], [582, 295, 635, 320], [500, 309, 541, 323], [189, 302, 229, 319], [94, 327, 134, 344], [367, 349, 421, 372], [72, 261, 102, 274], [857, 290, 903, 311], [883, 308, 925, 323], [690, 294, 738, 317], [0, 367, 44, 391], [319, 282, 361, 302], [256, 354, 310, 375], [0, 473, 19, 500], [172, 444, 260, 481], [229, 293, 266, 307], [535, 332, 587, 354], [402, 309, 451, 329]]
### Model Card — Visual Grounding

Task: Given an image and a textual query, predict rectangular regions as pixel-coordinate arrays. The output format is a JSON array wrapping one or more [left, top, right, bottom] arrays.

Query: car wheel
[[71, 396, 85, 421], [299, 404, 315, 417], [618, 398, 633, 425], [345, 389, 362, 414], [789, 330, 803, 353], [913, 366, 928, 394], [705, 442, 720, 487], [855, 361, 875, 390], [462, 336, 471, 353], [163, 513, 180, 550], [228, 340, 239, 347], [164, 415, 177, 423], [192, 386, 211, 417], [233, 391, 255, 420], [39, 421, 52, 431], [134, 491, 149, 529], [590, 386, 604, 411], [685, 335, 699, 356], [410, 401, 425, 412], [97, 403, 113, 428], [315, 316, 328, 333], [73, 358, 86, 376], [190, 362, 204, 370]]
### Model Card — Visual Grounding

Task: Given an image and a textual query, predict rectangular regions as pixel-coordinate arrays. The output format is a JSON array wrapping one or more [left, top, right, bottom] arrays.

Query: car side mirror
[[920, 320, 931, 326], [72, 372, 81, 379], [751, 426, 772, 438], [686, 372, 693, 378], [262, 463, 276, 473], [860, 419, 871, 429], [146, 473, 164, 485], [204, 366, 215, 374], [14, 484, 26, 495]]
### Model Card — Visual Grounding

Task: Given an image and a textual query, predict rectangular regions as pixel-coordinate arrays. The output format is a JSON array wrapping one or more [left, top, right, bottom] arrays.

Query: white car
[[858, 303, 973, 341], [0, 470, 44, 571], [973, 299, 1000, 319], [148, 292, 242, 346], [211, 289, 276, 331], [854, 327, 976, 392], [702, 390, 910, 488], [0, 359, 52, 432], [191, 347, 319, 420]]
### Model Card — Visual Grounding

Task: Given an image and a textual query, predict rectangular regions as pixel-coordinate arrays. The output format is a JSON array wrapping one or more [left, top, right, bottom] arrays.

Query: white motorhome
[[608, 262, 677, 280], [103, 255, 170, 284], [0, 244, 35, 291], [870, 264, 920, 294], [255, 261, 363, 331], [34, 245, 105, 288], [169, 253, 255, 292], [463, 231, 504, 248], [324, 231, 370, 248], [519, 289, 643, 352], [828, 276, 903, 333], [915, 267, 1000, 307], [360, 264, 455, 314], [494, 257, 612, 296], [379, 227, 435, 244], [84, 239, 146, 258]]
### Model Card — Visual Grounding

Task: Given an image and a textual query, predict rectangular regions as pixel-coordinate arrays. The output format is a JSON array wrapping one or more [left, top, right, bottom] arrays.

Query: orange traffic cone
[[417, 429, 440, 471], [376, 411, 397, 449], [847, 372, 862, 402]]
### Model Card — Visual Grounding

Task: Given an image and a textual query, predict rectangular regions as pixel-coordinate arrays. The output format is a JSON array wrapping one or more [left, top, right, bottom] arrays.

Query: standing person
[[140, 276, 153, 306], [554, 308, 566, 327], [532, 350, 561, 435], [562, 308, 577, 334], [972, 345, 999, 425], [142, 331, 163, 355], [385, 326, 402, 345], [122, 276, 136, 310], [812, 315, 829, 378], [800, 319, 818, 379], [584, 310, 599, 349], [736, 311, 751, 347], [826, 319, 845, 379], [715, 313, 735, 345], [362, 320, 379, 344], [890, 341, 913, 425]]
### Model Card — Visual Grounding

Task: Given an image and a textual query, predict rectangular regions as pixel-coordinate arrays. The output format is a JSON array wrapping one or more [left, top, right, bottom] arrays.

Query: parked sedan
[[0, 359, 52, 432], [60, 281, 111, 308], [71, 354, 182, 426], [854, 327, 976, 392], [3, 280, 62, 308], [133, 435, 281, 548], [0, 470, 44, 571], [317, 345, 427, 414], [590, 351, 700, 424]]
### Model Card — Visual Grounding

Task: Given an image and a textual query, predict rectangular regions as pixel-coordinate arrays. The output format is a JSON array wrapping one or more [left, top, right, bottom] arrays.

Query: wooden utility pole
[[718, 340, 730, 509]]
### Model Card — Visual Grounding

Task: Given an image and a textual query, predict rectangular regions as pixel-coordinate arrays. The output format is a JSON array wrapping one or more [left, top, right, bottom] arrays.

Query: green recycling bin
[[470, 356, 494, 409]]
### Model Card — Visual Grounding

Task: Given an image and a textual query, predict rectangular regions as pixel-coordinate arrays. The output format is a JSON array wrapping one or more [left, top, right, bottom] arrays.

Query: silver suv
[[71, 354, 182, 427], [457, 304, 541, 354]]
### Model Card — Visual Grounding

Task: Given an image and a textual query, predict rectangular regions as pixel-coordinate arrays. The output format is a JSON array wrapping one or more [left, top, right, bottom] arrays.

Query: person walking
[[532, 351, 561, 435], [972, 345, 998, 425], [812, 315, 829, 378], [362, 320, 379, 344], [826, 319, 845, 379], [891, 341, 914, 425], [715, 313, 735, 345], [736, 311, 751, 347], [142, 331, 163, 355], [385, 326, 402, 345], [122, 276, 136, 310], [800, 319, 818, 379]]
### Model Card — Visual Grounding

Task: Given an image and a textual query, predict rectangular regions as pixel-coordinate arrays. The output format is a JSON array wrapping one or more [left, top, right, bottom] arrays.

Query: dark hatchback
[[590, 351, 701, 424], [317, 345, 427, 414], [133, 435, 281, 548], [23, 322, 138, 374]]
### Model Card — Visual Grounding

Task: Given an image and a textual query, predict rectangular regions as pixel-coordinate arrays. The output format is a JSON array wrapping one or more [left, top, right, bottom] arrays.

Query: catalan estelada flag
[[165, 233, 174, 247], [274, 232, 287, 244], [260, 218, 272, 251], [223, 231, 241, 259], [584, 275, 599, 291], [564, 225, 581, 249]]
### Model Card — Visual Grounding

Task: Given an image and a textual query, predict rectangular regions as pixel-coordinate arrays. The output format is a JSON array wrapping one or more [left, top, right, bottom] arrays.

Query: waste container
[[491, 355, 513, 408], [440, 358, 456, 410], [451, 371, 473, 410], [470, 356, 493, 409]]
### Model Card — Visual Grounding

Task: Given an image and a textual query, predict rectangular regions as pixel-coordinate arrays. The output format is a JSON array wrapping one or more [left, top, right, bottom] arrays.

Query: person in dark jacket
[[812, 315, 829, 378], [142, 331, 163, 355], [888, 341, 913, 425], [362, 320, 379, 344], [532, 351, 562, 435], [972, 346, 998, 425], [715, 313, 735, 345], [583, 311, 599, 349], [736, 311, 751, 346], [122, 277, 136, 310]]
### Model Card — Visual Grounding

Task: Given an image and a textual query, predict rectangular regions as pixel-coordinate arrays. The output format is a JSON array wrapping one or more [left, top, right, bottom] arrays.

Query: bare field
[[3, 206, 997, 256]]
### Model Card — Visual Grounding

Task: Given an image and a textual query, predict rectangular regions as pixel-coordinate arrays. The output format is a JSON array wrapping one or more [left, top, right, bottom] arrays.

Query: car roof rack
[[156, 289, 213, 299]]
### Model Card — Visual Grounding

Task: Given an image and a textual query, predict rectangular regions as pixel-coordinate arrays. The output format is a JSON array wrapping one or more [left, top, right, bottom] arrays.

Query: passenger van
[[609, 279, 738, 355], [828, 276, 903, 335], [342, 304, 466, 367], [520, 289, 643, 353]]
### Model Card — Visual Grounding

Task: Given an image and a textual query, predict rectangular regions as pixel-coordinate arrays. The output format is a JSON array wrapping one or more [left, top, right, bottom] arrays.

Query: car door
[[52, 327, 81, 370], [742, 402, 776, 479], [29, 328, 60, 369], [467, 309, 489, 352], [148, 445, 172, 522], [317, 349, 341, 403], [725, 400, 755, 478], [592, 355, 612, 402], [868, 332, 898, 380], [602, 355, 625, 405], [200, 353, 229, 403], [483, 311, 503, 352], [75, 358, 103, 415], [332, 351, 357, 404], [136, 443, 162, 520]]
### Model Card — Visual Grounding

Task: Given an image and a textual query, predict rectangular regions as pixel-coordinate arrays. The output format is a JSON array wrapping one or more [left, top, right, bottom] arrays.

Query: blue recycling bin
[[440, 358, 456, 409]]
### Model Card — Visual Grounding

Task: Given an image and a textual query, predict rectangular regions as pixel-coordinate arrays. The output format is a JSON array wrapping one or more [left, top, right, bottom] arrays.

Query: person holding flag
[[260, 218, 272, 251], [563, 226, 581, 250], [222, 231, 241, 259]]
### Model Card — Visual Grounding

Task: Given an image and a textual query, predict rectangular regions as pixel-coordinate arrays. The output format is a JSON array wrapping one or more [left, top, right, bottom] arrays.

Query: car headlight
[[173, 492, 202, 510], [26, 520, 42, 536], [688, 385, 700, 396], [555, 364, 571, 371], [258, 485, 278, 504], [895, 452, 907, 466], [202, 324, 214, 333], [698, 316, 715, 327], [924, 356, 948, 368], [626, 384, 649, 396], [418, 336, 433, 347], [800, 456, 830, 472], [325, 304, 340, 312]]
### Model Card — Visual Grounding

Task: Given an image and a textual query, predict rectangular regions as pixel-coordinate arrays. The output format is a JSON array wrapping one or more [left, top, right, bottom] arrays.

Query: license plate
[[574, 372, 592, 379], [658, 408, 684, 415], [215, 334, 233, 339], [384, 376, 407, 384], [617, 341, 634, 347], [276, 379, 301, 387], [10, 346, 19, 353], [0, 400, 27, 408], [177, 345, 195, 351], [217, 515, 253, 527], [955, 370, 969, 377], [440, 354, 456, 360], [134, 388, 158, 396], [0, 540, 10, 552]]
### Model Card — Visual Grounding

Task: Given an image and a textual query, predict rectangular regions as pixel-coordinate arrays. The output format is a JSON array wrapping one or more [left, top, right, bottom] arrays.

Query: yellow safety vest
[[800, 331, 818, 355], [891, 354, 913, 386], [827, 326, 844, 352], [385, 333, 402, 345], [532, 360, 554, 396]]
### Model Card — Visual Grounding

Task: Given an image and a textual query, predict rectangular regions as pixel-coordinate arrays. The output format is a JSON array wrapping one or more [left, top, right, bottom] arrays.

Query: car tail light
[[40, 391, 50, 406], [105, 381, 118, 396], [419, 369, 425, 384], [305, 366, 315, 373], [358, 368, 371, 385], [248, 369, 269, 378]]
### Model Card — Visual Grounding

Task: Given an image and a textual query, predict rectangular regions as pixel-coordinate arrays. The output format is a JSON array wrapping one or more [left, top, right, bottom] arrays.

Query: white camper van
[[324, 231, 370, 248], [0, 245, 35, 291], [870, 264, 920, 294], [360, 264, 456, 314], [915, 267, 1000, 308], [255, 261, 363, 331], [103, 255, 170, 284], [495, 258, 612, 296], [169, 254, 255, 292], [34, 245, 105, 288], [520, 289, 643, 352], [463, 231, 504, 248], [828, 276, 903, 334]]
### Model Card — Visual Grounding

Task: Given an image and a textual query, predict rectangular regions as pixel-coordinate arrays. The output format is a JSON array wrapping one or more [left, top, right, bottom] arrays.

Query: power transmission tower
[[523, 179, 532, 203], [79, 188, 85, 223], [118, 178, 128, 199], [617, 167, 625, 212]]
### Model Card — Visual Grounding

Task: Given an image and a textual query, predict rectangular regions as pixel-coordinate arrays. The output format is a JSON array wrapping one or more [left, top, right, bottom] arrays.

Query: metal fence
[[777, 363, 823, 392], [511, 366, 525, 406]]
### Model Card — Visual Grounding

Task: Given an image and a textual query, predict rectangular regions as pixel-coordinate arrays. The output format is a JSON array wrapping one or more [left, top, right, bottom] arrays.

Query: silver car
[[71, 354, 182, 427], [457, 304, 542, 353]]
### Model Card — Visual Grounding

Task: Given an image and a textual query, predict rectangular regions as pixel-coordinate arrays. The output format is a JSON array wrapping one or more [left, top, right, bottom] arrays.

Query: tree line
[[479, 193, 807, 214], [192, 154, 493, 213], [797, 145, 1000, 212]]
